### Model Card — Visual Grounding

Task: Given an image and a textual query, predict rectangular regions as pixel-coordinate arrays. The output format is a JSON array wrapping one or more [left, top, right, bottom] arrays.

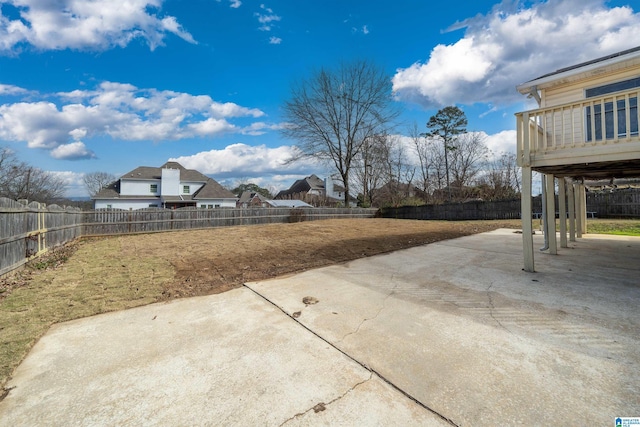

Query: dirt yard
[[136, 218, 524, 298], [2, 219, 524, 302]]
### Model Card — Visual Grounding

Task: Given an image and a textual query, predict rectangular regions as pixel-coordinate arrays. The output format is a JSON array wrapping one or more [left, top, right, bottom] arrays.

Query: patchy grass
[[586, 219, 640, 236], [0, 237, 174, 390]]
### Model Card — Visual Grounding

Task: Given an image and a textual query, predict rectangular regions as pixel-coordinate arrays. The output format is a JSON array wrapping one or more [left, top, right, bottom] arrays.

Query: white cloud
[[0, 0, 195, 52], [69, 128, 87, 140], [210, 102, 264, 118], [0, 84, 28, 95], [484, 130, 517, 157], [269, 36, 282, 45], [240, 121, 286, 136], [50, 141, 96, 160], [0, 81, 277, 158], [229, 0, 242, 8], [352, 25, 369, 35], [392, 0, 640, 108], [255, 4, 281, 31], [48, 170, 86, 197], [187, 118, 236, 136], [170, 143, 324, 181]]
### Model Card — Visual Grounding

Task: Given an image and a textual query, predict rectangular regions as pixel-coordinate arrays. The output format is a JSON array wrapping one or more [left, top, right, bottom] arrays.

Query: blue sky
[[0, 0, 638, 196]]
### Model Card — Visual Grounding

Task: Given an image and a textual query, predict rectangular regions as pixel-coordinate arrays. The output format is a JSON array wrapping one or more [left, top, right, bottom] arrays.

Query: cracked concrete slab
[[0, 287, 448, 426], [246, 229, 640, 426]]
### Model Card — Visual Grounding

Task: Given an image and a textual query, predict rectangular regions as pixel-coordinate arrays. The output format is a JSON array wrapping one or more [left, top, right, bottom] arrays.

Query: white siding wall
[[180, 181, 204, 195], [197, 199, 236, 208], [543, 68, 640, 108], [95, 199, 159, 210], [120, 179, 159, 196], [161, 169, 180, 196]]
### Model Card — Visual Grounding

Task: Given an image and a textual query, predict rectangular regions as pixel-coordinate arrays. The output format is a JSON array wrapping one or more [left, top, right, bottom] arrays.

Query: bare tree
[[410, 123, 427, 198], [381, 135, 416, 207], [352, 134, 415, 207], [0, 146, 67, 202], [353, 134, 388, 207], [476, 152, 521, 200], [282, 60, 399, 206], [411, 122, 443, 203], [83, 171, 117, 196], [448, 132, 488, 189]]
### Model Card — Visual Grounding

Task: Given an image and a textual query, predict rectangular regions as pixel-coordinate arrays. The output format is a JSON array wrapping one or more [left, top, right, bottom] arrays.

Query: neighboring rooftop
[[92, 162, 235, 200], [121, 162, 210, 183]]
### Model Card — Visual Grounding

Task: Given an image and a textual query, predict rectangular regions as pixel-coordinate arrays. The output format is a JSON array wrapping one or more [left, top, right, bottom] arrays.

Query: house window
[[106, 204, 112, 209], [183, 185, 190, 194], [149, 204, 158, 208], [208, 204, 214, 209], [586, 97, 639, 141], [585, 77, 640, 142], [150, 184, 158, 193], [214, 204, 220, 208], [585, 77, 640, 98]]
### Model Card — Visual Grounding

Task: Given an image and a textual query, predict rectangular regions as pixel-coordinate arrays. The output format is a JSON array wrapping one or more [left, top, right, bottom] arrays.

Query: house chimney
[[324, 176, 333, 199]]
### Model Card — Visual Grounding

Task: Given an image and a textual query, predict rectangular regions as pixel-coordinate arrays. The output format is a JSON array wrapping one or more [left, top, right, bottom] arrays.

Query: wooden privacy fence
[[381, 191, 640, 221], [380, 198, 543, 221], [0, 198, 376, 276], [586, 189, 640, 218], [80, 206, 377, 236], [0, 198, 82, 276]]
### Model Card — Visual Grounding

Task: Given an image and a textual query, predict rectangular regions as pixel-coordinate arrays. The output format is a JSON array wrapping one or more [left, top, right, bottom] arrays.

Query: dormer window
[[183, 185, 190, 194], [150, 184, 158, 193]]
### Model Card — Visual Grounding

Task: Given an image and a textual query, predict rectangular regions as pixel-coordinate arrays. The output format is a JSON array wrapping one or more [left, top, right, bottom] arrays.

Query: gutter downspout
[[540, 174, 549, 251]]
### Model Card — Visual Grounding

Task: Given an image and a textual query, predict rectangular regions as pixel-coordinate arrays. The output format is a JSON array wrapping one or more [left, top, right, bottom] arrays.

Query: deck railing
[[516, 88, 640, 166]]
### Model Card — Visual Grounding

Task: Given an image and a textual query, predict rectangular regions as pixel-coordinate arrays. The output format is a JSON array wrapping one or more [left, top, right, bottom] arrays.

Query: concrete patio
[[1, 229, 638, 426]]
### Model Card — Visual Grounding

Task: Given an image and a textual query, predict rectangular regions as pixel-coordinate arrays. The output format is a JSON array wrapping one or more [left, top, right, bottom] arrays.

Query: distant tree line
[[0, 146, 68, 204], [333, 108, 521, 208]]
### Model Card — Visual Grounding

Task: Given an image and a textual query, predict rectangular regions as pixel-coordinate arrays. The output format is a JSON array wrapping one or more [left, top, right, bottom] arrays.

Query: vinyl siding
[[543, 68, 640, 108]]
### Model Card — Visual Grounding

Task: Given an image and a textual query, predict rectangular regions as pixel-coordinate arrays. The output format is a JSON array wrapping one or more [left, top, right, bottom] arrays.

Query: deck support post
[[580, 184, 587, 234], [568, 181, 576, 242], [574, 182, 583, 238], [521, 165, 534, 272], [545, 173, 557, 254], [558, 178, 567, 248]]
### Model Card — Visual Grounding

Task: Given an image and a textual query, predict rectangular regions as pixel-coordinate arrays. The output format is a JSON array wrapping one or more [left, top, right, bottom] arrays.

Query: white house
[[93, 161, 237, 210], [516, 46, 640, 271]]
